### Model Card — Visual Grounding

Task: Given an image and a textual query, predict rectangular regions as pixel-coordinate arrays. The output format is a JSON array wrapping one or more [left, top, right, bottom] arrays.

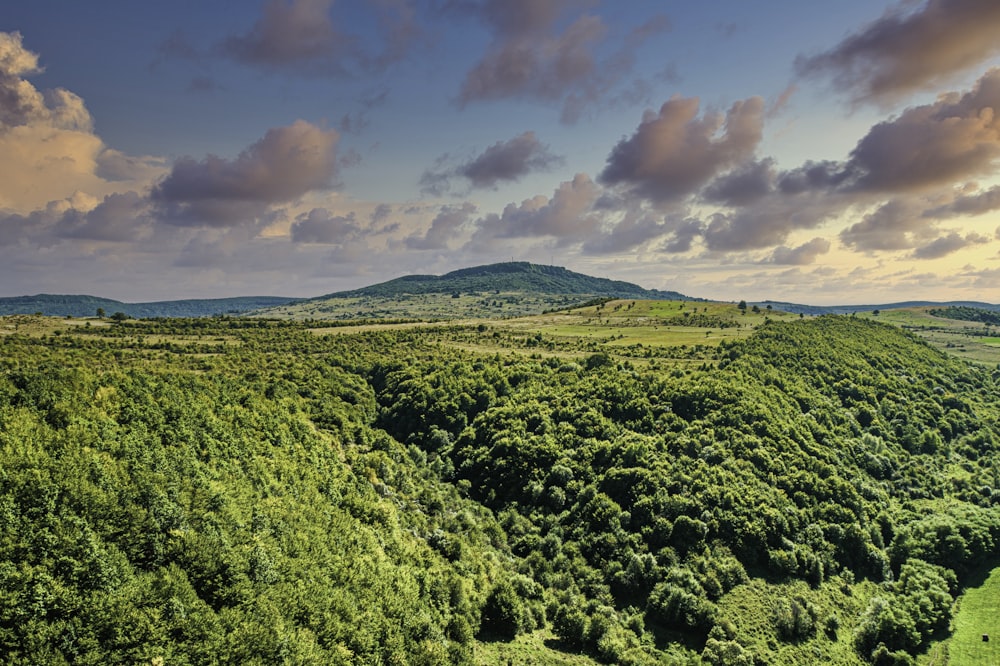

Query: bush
[[478, 581, 528, 640]]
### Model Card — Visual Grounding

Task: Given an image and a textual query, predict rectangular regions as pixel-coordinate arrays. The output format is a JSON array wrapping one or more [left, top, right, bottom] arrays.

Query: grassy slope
[[856, 308, 1000, 365], [929, 565, 1000, 665]]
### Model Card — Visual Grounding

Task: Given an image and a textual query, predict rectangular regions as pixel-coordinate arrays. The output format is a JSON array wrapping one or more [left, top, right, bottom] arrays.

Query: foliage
[[1, 312, 998, 664]]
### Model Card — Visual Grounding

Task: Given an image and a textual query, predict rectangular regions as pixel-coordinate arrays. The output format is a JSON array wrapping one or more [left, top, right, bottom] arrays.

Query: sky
[[2, 0, 1000, 305]]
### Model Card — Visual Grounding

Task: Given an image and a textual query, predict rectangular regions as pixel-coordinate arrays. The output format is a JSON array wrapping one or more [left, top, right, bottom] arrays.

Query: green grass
[[473, 629, 601, 665], [937, 565, 1000, 665]]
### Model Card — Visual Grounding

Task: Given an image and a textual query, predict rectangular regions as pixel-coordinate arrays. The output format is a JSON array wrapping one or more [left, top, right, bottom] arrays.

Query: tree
[[96, 307, 105, 318]]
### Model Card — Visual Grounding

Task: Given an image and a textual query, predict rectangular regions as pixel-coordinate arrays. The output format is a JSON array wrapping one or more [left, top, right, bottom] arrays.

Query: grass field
[[933, 565, 1000, 665], [857, 308, 1000, 366]]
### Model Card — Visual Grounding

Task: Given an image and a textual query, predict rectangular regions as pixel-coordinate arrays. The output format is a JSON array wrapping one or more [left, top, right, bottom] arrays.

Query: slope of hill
[[0, 294, 296, 318], [257, 262, 697, 320]]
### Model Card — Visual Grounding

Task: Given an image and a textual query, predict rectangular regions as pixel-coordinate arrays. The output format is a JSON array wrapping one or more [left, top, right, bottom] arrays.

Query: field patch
[[941, 565, 1000, 665]]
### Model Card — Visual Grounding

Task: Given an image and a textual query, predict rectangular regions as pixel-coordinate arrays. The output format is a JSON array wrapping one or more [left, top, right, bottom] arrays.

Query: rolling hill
[[255, 262, 699, 320], [322, 262, 694, 299], [0, 294, 297, 318]]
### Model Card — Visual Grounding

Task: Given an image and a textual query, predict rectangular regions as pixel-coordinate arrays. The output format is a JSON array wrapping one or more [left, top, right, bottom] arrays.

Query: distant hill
[[320, 262, 693, 300], [0, 294, 297, 318], [757, 299, 1000, 316], [258, 262, 699, 320]]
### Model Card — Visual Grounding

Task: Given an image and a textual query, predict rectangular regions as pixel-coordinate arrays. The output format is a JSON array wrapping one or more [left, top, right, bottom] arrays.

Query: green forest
[[1, 312, 999, 664]]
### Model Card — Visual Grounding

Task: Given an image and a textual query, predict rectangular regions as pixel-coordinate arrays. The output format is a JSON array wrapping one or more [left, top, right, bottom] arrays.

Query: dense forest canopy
[[1, 313, 998, 664]]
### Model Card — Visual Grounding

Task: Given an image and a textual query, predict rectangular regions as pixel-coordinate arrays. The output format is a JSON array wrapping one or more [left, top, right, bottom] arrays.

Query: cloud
[[461, 131, 562, 187], [0, 32, 164, 213], [843, 69, 1000, 192], [468, 173, 600, 247], [581, 208, 673, 255], [222, 0, 345, 69], [290, 209, 360, 243], [796, 0, 1000, 106], [405, 202, 476, 250], [55, 191, 151, 242], [221, 0, 419, 75], [599, 96, 765, 204], [839, 198, 929, 252], [702, 159, 776, 207], [923, 184, 1000, 218], [768, 237, 831, 265], [151, 120, 340, 226], [700, 195, 840, 252], [453, 0, 666, 123], [911, 231, 990, 259], [420, 131, 562, 194]]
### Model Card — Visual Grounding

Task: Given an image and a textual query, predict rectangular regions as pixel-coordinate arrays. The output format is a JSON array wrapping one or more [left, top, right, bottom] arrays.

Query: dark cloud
[[370, 203, 393, 223], [661, 218, 703, 253], [151, 121, 339, 226], [222, 0, 346, 70], [599, 96, 764, 204], [911, 231, 990, 259], [468, 173, 599, 247], [839, 199, 927, 252], [768, 237, 831, 265], [55, 192, 149, 242], [458, 14, 605, 103], [290, 209, 360, 244], [0, 207, 49, 246], [776, 161, 849, 195], [221, 0, 419, 75], [702, 159, 776, 207], [923, 185, 1000, 218], [844, 69, 1000, 192], [581, 209, 673, 255], [405, 202, 476, 249], [461, 131, 563, 187], [453, 1, 665, 123], [420, 131, 562, 194], [796, 0, 1000, 105]]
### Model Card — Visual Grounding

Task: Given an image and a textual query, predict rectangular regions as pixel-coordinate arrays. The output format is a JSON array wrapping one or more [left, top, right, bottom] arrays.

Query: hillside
[[257, 262, 697, 320], [757, 299, 1000, 316], [0, 294, 296, 318], [1, 313, 998, 664]]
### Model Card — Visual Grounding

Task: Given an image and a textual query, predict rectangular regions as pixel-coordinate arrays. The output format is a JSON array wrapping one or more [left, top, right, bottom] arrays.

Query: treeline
[[0, 315, 998, 664]]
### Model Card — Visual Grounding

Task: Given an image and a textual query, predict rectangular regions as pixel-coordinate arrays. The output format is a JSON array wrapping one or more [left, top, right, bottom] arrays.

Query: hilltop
[[325, 262, 692, 299]]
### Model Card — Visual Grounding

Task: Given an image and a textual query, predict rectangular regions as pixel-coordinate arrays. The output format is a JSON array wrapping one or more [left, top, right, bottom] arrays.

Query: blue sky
[[2, 0, 1000, 304]]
